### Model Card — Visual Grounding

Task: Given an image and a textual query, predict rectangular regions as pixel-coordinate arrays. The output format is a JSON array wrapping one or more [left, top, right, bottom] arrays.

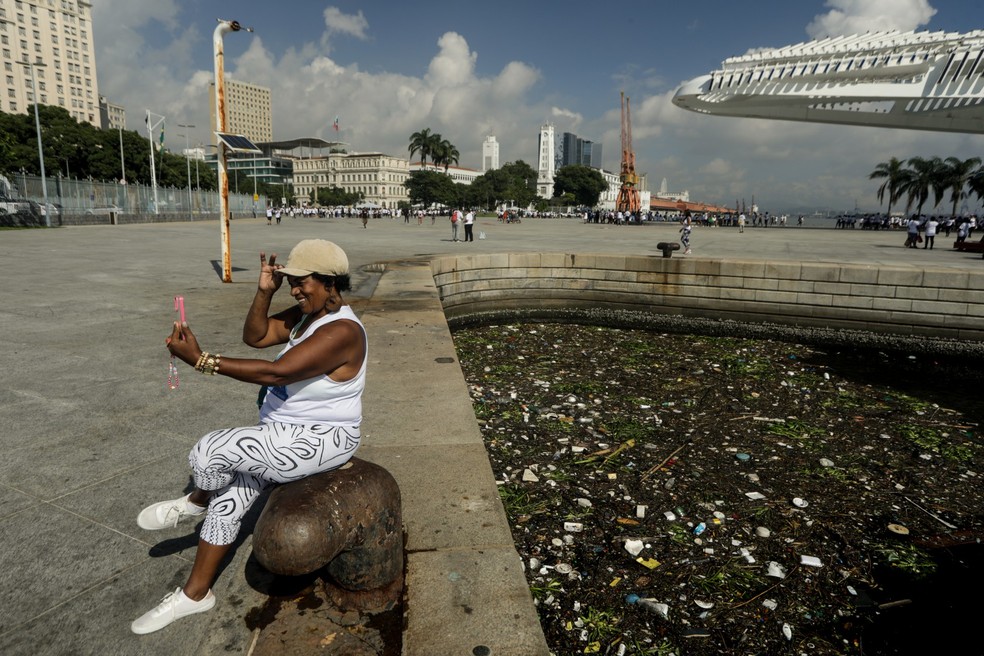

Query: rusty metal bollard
[[253, 457, 403, 612], [656, 242, 680, 258]]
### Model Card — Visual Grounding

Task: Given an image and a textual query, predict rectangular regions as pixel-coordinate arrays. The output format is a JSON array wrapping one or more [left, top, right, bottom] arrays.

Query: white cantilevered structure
[[673, 29, 984, 134]]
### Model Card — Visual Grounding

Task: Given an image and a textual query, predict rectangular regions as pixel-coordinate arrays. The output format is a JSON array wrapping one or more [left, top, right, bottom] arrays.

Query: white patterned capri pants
[[189, 421, 360, 545]]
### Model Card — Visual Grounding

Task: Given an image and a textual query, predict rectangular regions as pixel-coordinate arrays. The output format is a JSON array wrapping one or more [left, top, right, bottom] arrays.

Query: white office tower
[[482, 135, 499, 172], [673, 29, 984, 134], [1, 0, 101, 126], [536, 123, 555, 199]]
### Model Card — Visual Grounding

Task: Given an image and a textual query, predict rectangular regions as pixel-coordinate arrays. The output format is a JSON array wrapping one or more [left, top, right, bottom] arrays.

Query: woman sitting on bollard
[[131, 239, 367, 634]]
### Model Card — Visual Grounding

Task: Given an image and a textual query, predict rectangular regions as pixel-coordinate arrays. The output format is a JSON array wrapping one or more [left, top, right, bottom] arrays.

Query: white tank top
[[259, 305, 367, 426]]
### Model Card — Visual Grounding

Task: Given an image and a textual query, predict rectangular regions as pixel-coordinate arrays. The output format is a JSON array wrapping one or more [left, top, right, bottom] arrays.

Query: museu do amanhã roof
[[672, 29, 984, 134]]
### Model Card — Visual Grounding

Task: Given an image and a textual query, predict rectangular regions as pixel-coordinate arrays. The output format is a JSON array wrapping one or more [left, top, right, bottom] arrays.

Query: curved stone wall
[[432, 252, 984, 344]]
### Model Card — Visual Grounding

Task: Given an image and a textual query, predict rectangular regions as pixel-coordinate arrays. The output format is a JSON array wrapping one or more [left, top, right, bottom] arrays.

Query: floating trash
[[695, 600, 714, 609], [736, 453, 751, 462], [756, 526, 772, 538], [746, 492, 766, 500], [782, 623, 793, 640], [555, 563, 573, 574], [888, 523, 910, 535], [792, 497, 809, 508], [800, 555, 823, 567], [766, 561, 787, 578], [763, 598, 778, 610], [624, 539, 645, 556], [637, 598, 669, 619], [693, 522, 707, 536], [563, 522, 583, 533], [819, 458, 835, 467]]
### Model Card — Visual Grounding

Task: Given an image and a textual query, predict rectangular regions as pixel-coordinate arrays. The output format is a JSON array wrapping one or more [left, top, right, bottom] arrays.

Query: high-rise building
[[98, 94, 124, 130], [560, 132, 603, 169], [536, 123, 555, 199], [0, 0, 101, 126], [208, 78, 273, 145], [482, 135, 499, 172]]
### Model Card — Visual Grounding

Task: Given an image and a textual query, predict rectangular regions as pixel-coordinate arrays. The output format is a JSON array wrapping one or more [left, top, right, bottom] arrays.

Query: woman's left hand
[[166, 321, 202, 366]]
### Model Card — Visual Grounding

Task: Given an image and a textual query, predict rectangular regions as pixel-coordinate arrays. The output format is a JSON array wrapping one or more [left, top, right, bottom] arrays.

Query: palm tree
[[900, 156, 945, 217], [938, 156, 982, 218], [408, 128, 439, 168], [969, 165, 984, 205], [433, 139, 460, 173], [869, 157, 907, 218]]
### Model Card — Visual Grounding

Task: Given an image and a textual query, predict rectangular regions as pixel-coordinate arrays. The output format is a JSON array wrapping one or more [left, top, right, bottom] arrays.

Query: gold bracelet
[[194, 351, 210, 372], [201, 353, 221, 376]]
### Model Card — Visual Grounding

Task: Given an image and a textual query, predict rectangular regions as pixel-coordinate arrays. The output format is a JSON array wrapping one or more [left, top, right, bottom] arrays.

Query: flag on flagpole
[[157, 123, 165, 152], [333, 116, 339, 132]]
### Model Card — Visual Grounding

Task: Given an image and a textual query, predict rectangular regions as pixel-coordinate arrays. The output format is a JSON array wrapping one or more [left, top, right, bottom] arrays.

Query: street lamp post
[[19, 59, 50, 227], [146, 110, 165, 214], [195, 143, 201, 192], [177, 123, 195, 217], [214, 18, 252, 282]]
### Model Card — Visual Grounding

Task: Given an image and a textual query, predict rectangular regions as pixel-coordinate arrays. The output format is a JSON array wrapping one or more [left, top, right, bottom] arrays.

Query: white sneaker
[[131, 587, 216, 634], [137, 494, 205, 530]]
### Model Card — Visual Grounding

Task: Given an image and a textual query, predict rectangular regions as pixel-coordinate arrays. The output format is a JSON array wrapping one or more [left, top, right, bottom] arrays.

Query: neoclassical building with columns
[[292, 152, 410, 208]]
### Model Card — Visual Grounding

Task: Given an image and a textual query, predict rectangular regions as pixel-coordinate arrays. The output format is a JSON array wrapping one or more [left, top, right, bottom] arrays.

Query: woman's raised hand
[[258, 251, 283, 293]]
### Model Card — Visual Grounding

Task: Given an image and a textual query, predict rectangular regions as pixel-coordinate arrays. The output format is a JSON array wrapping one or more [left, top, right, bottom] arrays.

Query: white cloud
[[806, 0, 937, 38], [550, 107, 582, 129], [323, 7, 369, 40]]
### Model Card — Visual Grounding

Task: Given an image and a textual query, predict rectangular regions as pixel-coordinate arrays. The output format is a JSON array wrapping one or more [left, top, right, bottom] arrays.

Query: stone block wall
[[431, 253, 984, 342]]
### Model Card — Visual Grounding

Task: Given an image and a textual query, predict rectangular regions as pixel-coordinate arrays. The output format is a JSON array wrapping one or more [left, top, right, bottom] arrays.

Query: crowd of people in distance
[[579, 210, 803, 227], [836, 212, 979, 236]]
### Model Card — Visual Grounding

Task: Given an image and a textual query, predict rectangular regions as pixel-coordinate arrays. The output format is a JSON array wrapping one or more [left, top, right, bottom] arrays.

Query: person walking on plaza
[[737, 212, 746, 233], [131, 240, 367, 635], [450, 208, 461, 242], [680, 211, 693, 255], [464, 209, 475, 242], [956, 219, 969, 245], [923, 217, 938, 249], [905, 215, 920, 248]]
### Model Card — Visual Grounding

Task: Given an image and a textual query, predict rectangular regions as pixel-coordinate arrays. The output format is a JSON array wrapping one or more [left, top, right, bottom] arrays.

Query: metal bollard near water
[[656, 242, 680, 258], [253, 457, 404, 612]]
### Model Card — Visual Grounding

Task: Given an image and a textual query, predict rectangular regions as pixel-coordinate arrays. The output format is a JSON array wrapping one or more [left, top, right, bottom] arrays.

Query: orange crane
[[615, 91, 641, 214]]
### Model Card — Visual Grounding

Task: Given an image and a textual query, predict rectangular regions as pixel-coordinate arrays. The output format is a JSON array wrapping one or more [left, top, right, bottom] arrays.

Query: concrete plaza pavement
[[0, 215, 980, 656]]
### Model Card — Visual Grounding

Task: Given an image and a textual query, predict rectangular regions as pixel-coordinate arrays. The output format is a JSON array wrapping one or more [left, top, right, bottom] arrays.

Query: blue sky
[[92, 0, 982, 214]]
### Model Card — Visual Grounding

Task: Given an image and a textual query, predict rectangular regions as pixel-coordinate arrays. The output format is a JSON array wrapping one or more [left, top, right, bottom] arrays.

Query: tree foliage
[[312, 185, 363, 207], [871, 155, 984, 218], [408, 128, 461, 174], [552, 165, 607, 206], [404, 169, 457, 208], [408, 128, 439, 168], [869, 157, 907, 217], [0, 105, 218, 190], [465, 160, 539, 209]]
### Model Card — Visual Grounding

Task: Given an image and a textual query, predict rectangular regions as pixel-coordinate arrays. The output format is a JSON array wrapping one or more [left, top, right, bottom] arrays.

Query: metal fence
[[9, 172, 267, 217]]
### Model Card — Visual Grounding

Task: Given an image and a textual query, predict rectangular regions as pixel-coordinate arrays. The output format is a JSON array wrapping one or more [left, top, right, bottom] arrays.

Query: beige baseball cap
[[278, 239, 349, 276]]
